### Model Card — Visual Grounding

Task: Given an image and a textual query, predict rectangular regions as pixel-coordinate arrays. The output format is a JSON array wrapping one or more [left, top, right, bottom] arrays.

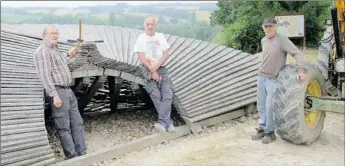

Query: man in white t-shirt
[[134, 15, 175, 132]]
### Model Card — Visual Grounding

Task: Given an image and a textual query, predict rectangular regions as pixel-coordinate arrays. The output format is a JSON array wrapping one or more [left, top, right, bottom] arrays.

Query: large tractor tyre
[[272, 62, 326, 145]]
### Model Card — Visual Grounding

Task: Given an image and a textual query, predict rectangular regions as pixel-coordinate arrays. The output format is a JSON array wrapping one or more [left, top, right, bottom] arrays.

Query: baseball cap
[[262, 18, 277, 25]]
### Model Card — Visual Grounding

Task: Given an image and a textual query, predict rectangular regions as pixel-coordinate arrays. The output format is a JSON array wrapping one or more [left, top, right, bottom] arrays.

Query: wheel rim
[[305, 79, 322, 129]]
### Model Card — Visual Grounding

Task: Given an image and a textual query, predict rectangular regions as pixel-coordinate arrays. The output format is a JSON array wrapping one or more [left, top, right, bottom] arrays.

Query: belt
[[55, 85, 70, 89]]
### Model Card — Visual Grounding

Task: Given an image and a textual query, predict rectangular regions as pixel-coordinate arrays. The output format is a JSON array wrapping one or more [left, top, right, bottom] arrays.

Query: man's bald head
[[144, 15, 157, 36], [42, 25, 59, 46], [144, 15, 157, 25]]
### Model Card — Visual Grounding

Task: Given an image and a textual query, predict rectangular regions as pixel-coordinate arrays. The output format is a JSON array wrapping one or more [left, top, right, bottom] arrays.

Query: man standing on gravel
[[33, 25, 87, 159], [252, 18, 306, 144], [134, 15, 175, 132]]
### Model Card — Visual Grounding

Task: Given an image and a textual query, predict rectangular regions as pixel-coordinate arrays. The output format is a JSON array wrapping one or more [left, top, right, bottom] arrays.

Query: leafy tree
[[211, 1, 331, 53]]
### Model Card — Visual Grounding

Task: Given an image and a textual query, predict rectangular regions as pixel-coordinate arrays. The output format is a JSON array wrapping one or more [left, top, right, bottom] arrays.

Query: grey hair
[[42, 25, 58, 38], [144, 15, 158, 25]]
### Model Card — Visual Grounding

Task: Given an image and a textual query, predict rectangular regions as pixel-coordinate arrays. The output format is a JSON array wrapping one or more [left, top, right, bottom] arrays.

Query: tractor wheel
[[272, 62, 326, 145]]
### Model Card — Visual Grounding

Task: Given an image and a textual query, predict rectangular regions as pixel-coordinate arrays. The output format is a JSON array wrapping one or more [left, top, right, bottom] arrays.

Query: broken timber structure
[[0, 24, 261, 165]]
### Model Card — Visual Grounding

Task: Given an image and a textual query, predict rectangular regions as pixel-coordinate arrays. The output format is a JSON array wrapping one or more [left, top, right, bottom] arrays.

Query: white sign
[[275, 15, 305, 37]]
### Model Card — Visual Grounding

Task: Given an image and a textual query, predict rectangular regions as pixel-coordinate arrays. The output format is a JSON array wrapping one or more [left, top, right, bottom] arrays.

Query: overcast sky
[[1, 1, 217, 8]]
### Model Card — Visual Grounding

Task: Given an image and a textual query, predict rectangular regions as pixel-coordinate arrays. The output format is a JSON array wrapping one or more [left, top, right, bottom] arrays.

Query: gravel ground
[[46, 108, 185, 162], [92, 112, 344, 166]]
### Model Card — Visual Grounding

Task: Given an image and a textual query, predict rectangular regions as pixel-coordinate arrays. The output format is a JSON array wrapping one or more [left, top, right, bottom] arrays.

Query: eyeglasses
[[45, 32, 60, 35]]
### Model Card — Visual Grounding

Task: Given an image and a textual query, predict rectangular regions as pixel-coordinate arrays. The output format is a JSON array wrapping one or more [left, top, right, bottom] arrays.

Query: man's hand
[[53, 95, 62, 108], [67, 46, 79, 57], [297, 72, 307, 83], [151, 72, 162, 82], [151, 61, 160, 72], [148, 61, 160, 73]]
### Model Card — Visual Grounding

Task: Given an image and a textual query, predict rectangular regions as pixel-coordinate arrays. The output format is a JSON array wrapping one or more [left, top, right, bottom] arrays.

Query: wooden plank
[[30, 158, 56, 166], [183, 78, 257, 109], [5, 153, 55, 166], [128, 29, 140, 66], [1, 136, 48, 152], [172, 45, 227, 86], [121, 27, 130, 64], [187, 97, 257, 122], [1, 146, 52, 165], [197, 109, 246, 126], [0, 118, 44, 126], [1, 131, 47, 142], [1, 105, 44, 112], [114, 26, 124, 62]]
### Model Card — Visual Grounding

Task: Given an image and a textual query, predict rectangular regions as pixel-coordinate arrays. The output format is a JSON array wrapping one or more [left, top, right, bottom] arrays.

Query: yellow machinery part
[[336, 0, 345, 33], [305, 80, 322, 129], [336, 0, 345, 58]]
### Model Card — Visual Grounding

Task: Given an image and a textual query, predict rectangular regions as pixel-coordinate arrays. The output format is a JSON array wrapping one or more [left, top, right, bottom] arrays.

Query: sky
[[1, 1, 217, 8]]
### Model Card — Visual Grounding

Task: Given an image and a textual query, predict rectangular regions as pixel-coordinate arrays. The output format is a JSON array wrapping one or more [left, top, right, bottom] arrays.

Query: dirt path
[[94, 112, 344, 166]]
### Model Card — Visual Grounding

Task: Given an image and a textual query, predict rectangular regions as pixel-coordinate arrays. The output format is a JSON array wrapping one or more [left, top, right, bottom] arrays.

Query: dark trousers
[[50, 87, 87, 159], [140, 66, 174, 128]]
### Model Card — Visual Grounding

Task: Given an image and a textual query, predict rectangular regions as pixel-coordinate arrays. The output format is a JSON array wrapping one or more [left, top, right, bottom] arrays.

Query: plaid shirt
[[33, 42, 72, 97]]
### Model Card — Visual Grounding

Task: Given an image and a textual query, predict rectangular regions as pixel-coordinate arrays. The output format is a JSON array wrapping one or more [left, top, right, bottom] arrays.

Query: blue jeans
[[257, 75, 277, 133]]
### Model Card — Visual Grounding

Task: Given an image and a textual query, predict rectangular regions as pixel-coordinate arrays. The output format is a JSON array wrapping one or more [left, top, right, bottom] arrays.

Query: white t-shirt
[[133, 32, 170, 64]]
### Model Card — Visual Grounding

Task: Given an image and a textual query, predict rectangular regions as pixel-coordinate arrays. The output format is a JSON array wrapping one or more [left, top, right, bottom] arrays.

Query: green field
[[1, 13, 41, 24], [53, 9, 89, 16], [27, 9, 50, 14]]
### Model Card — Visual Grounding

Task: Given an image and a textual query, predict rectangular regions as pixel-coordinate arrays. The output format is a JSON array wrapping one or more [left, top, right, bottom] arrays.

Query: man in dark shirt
[[33, 25, 87, 159]]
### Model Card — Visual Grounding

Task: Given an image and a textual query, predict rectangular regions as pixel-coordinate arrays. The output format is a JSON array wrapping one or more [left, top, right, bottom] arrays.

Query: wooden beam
[[138, 85, 154, 109], [51, 125, 191, 166], [71, 68, 104, 78], [198, 109, 246, 127]]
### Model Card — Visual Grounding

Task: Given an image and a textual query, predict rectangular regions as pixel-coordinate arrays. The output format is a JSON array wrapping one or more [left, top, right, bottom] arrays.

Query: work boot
[[167, 123, 175, 132], [262, 132, 276, 144], [154, 123, 166, 133], [251, 127, 265, 140]]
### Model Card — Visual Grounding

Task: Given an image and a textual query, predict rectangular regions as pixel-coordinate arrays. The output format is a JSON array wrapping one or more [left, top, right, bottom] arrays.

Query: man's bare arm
[[281, 37, 304, 73], [158, 49, 169, 67], [138, 52, 155, 72]]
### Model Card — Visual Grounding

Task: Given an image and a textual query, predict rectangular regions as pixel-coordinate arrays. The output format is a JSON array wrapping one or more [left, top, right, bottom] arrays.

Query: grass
[[93, 13, 110, 20], [53, 9, 89, 16], [27, 9, 50, 14], [195, 11, 211, 23], [175, 6, 199, 10]]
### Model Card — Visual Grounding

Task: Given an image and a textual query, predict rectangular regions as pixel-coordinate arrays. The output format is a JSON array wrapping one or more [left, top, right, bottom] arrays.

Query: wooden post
[[303, 36, 306, 50], [108, 76, 122, 113], [138, 85, 154, 109], [303, 14, 306, 50], [78, 76, 107, 116], [72, 77, 90, 94]]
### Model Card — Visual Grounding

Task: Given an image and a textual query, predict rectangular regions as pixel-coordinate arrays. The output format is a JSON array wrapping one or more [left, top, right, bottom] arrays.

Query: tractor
[[272, 0, 345, 145]]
